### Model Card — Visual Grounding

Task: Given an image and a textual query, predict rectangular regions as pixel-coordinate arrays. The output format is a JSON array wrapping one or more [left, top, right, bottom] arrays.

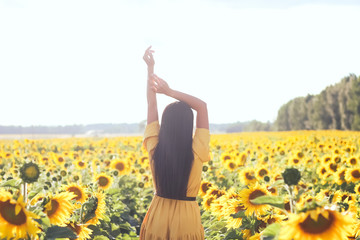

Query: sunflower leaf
[[45, 226, 77, 239], [250, 195, 285, 209], [0, 179, 22, 189], [230, 210, 246, 218], [261, 223, 281, 239]]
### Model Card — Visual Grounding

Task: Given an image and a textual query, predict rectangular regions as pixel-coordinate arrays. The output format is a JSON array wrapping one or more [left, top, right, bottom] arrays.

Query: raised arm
[[150, 74, 209, 129], [143, 46, 158, 124]]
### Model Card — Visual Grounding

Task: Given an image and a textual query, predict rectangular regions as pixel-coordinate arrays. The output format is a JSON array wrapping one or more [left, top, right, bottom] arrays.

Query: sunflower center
[[299, 212, 334, 234], [293, 159, 299, 164], [229, 162, 236, 169], [249, 190, 266, 202], [201, 183, 211, 193], [245, 172, 255, 180], [47, 200, 59, 217], [0, 200, 27, 225], [351, 170, 360, 179], [235, 204, 245, 212], [58, 157, 64, 163], [259, 169, 268, 177], [78, 162, 85, 167], [24, 166, 39, 178], [329, 163, 337, 172], [223, 156, 231, 161], [350, 158, 357, 165], [98, 176, 109, 187], [268, 187, 276, 194], [68, 187, 82, 200], [115, 162, 125, 171]]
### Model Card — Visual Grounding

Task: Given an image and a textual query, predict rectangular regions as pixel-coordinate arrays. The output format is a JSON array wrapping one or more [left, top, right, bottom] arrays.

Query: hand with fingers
[[151, 74, 172, 96], [143, 46, 155, 73]]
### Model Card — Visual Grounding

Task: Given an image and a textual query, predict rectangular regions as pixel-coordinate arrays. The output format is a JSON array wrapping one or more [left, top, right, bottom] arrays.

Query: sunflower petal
[[15, 203, 22, 215]]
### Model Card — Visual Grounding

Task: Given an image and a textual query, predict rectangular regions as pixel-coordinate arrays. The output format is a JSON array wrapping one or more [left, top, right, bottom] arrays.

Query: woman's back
[[140, 121, 210, 239]]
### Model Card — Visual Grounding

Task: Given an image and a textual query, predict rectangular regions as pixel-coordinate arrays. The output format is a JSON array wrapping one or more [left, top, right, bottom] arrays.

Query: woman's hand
[[150, 74, 172, 96], [143, 46, 155, 72]]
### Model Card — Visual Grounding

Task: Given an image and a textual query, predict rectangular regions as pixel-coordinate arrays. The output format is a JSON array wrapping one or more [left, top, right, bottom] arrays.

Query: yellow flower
[[67, 222, 93, 240], [256, 167, 269, 179], [64, 184, 87, 203], [95, 173, 113, 190], [279, 207, 355, 240], [0, 192, 41, 239], [238, 183, 271, 216], [44, 192, 76, 226], [85, 191, 106, 225], [345, 167, 360, 182], [111, 159, 129, 175], [239, 167, 257, 185], [199, 181, 213, 197], [225, 160, 238, 171], [75, 159, 87, 170]]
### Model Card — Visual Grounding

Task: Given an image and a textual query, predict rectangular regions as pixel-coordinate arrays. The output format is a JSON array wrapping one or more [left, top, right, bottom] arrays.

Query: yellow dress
[[139, 121, 210, 240]]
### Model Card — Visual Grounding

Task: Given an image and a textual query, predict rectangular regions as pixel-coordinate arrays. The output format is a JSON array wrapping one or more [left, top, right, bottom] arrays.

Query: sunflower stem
[[288, 185, 295, 214], [22, 182, 28, 203]]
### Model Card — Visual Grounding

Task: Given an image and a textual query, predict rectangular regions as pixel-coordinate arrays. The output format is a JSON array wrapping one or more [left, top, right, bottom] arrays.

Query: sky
[[0, 0, 359, 126]]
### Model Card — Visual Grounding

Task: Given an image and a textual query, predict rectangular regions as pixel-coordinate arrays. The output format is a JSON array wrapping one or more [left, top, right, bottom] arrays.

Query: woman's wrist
[[167, 88, 175, 97], [147, 66, 154, 74]]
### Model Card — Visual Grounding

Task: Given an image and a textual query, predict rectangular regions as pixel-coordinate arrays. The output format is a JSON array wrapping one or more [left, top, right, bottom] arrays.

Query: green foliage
[[45, 226, 77, 239], [250, 195, 285, 210], [275, 74, 360, 130], [261, 223, 281, 240]]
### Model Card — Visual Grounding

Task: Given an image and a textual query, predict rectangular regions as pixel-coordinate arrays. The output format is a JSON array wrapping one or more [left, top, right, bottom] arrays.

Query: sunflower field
[[1, 130, 360, 240]]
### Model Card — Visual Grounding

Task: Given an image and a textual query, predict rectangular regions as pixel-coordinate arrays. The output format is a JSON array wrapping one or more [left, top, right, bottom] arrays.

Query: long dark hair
[[153, 101, 194, 199]]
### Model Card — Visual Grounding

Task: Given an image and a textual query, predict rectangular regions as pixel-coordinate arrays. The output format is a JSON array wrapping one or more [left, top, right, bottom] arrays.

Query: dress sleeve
[[192, 128, 210, 162], [143, 121, 160, 156]]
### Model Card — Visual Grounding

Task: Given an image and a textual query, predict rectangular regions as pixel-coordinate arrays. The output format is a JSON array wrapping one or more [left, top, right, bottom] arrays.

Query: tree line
[[275, 74, 360, 131]]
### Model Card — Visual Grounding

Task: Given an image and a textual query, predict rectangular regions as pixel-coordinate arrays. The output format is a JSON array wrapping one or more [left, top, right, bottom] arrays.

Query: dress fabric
[[139, 121, 210, 240]]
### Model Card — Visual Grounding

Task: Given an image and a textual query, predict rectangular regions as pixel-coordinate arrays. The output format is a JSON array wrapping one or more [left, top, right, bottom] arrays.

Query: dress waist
[[155, 192, 196, 201]]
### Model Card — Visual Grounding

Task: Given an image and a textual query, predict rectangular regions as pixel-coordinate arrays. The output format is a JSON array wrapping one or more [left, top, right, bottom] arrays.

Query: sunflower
[[238, 183, 271, 216], [256, 167, 269, 179], [345, 167, 360, 182], [238, 152, 248, 166], [220, 152, 233, 164], [19, 162, 40, 183], [0, 193, 41, 239], [64, 184, 87, 203], [111, 159, 129, 175], [75, 160, 87, 170], [326, 161, 338, 173], [55, 155, 66, 165], [199, 181, 213, 197], [202, 195, 216, 211], [321, 154, 333, 165], [44, 191, 76, 226], [317, 165, 329, 180], [84, 191, 106, 225], [334, 167, 346, 185], [224, 199, 245, 229], [279, 207, 355, 240], [225, 160, 237, 171], [288, 157, 301, 166], [239, 167, 257, 185], [95, 173, 113, 190], [67, 222, 92, 240]]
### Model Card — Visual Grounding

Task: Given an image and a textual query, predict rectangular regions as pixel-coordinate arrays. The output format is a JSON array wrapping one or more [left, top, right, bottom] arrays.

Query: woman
[[140, 46, 210, 240]]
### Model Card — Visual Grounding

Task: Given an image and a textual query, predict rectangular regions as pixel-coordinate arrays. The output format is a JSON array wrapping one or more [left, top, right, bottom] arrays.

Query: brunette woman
[[139, 46, 210, 240]]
